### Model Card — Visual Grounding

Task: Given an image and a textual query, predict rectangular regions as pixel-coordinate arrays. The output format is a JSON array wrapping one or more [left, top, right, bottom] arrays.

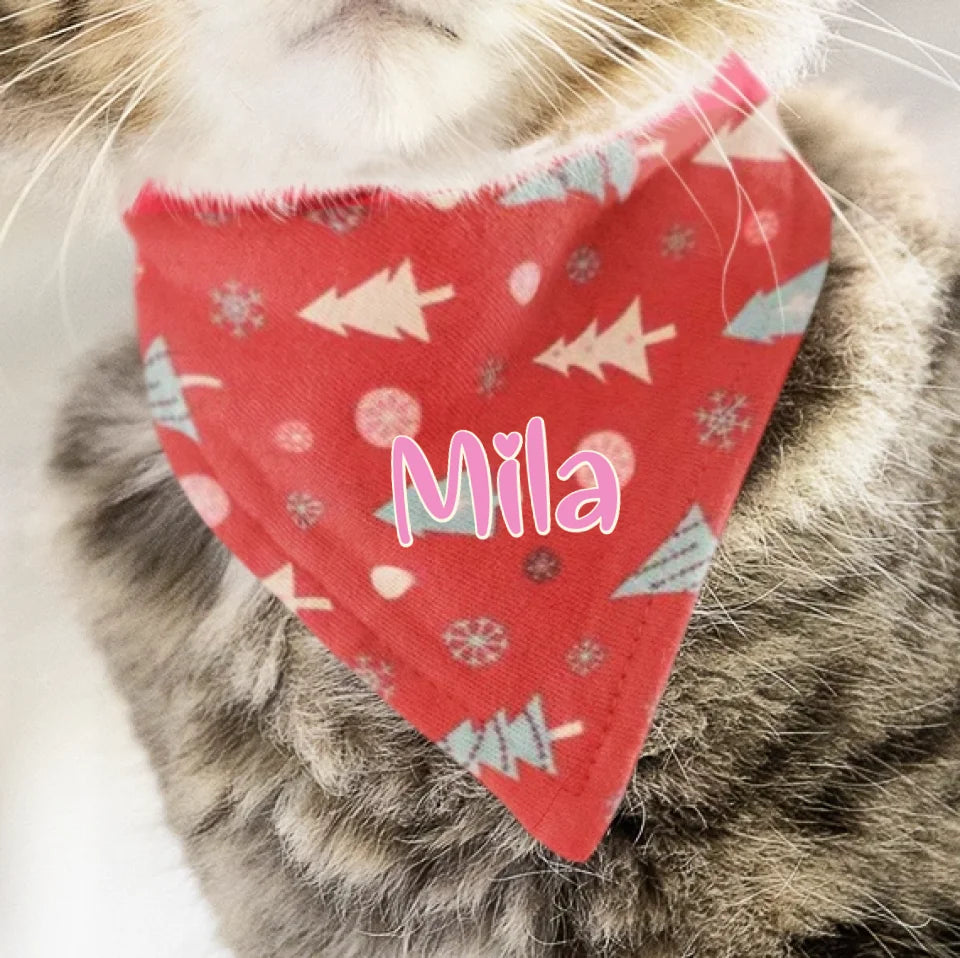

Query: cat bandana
[[127, 55, 831, 862]]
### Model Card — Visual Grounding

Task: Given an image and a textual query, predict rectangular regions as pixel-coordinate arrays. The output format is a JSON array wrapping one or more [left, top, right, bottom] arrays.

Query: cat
[[3, 0, 959, 954]]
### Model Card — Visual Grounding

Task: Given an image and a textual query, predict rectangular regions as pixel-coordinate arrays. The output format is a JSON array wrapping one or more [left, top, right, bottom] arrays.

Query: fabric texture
[[127, 55, 831, 861]]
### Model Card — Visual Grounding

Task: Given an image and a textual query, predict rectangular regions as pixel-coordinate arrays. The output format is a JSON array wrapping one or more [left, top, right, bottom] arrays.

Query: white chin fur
[[115, 0, 831, 205]]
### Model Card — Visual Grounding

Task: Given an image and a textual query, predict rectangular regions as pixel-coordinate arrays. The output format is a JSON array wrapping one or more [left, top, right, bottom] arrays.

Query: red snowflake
[[443, 617, 509, 668], [286, 491, 324, 529]]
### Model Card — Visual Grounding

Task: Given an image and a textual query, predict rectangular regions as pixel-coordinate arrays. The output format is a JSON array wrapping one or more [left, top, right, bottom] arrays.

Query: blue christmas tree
[[500, 139, 640, 207], [612, 504, 718, 598], [439, 695, 583, 779], [375, 473, 499, 538], [724, 260, 829, 343], [602, 138, 641, 201], [143, 336, 200, 442]]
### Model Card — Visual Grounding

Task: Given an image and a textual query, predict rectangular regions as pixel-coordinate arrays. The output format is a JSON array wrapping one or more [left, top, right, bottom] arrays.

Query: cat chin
[[113, 1, 831, 205]]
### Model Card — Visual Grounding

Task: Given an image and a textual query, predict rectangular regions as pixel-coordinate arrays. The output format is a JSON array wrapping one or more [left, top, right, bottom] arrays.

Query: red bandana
[[128, 56, 831, 862]]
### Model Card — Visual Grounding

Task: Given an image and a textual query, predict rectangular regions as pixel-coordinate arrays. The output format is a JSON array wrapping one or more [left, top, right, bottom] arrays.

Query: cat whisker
[[56, 47, 179, 353], [0, 16, 159, 97], [0, 1, 150, 59], [0, 43, 169, 254], [516, 19, 618, 111], [0, 0, 62, 27]]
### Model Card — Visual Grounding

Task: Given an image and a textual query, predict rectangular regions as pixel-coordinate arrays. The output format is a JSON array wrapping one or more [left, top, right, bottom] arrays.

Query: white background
[[2, 6, 958, 956]]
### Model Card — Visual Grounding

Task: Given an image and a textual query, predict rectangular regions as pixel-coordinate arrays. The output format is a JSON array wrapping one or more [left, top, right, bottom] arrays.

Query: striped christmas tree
[[612, 504, 718, 598], [143, 336, 221, 442], [440, 695, 583, 780], [724, 261, 829, 343], [375, 474, 498, 538]]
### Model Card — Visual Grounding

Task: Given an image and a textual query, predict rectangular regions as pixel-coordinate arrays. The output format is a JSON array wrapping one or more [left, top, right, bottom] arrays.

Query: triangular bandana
[[127, 55, 832, 862]]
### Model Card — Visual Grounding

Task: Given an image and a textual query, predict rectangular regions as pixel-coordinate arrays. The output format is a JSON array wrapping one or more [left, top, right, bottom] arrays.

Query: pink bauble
[[355, 388, 422, 448], [508, 261, 542, 305], [576, 430, 636, 488], [273, 419, 314, 453], [744, 209, 780, 247], [180, 474, 231, 527]]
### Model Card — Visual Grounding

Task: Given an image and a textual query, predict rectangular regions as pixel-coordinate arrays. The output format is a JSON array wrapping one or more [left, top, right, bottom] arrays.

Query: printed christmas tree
[[299, 259, 454, 342], [375, 473, 499, 538], [262, 564, 333, 613], [694, 99, 787, 166], [500, 138, 659, 207], [440, 695, 584, 779], [724, 261, 829, 343], [534, 298, 676, 383], [612, 504, 718, 598], [143, 336, 221, 442]]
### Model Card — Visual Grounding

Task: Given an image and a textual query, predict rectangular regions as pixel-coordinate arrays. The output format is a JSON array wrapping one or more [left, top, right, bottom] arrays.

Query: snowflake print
[[566, 246, 601, 284], [567, 637, 606, 676], [286, 491, 324, 529], [355, 387, 422, 447], [443, 617, 509, 668], [354, 655, 395, 698], [661, 224, 695, 259], [211, 281, 265, 336], [307, 203, 368, 234], [524, 547, 562, 583], [576, 430, 636, 488], [273, 420, 314, 453], [477, 357, 507, 397], [695, 391, 752, 451], [744, 209, 780, 247]]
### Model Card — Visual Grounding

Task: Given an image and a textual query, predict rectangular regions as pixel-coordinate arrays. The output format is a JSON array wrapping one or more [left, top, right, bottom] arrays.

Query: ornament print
[[355, 387, 422, 447], [509, 262, 542, 305], [444, 617, 510, 668], [370, 565, 416, 600], [180, 474, 230, 527], [211, 281, 265, 336], [695, 391, 752, 450], [131, 54, 832, 863], [576, 431, 636, 487], [744, 209, 780, 246], [273, 419, 315, 453]]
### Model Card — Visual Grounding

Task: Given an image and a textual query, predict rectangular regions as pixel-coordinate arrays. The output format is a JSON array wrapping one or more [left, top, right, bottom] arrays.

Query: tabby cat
[[4, 0, 959, 954]]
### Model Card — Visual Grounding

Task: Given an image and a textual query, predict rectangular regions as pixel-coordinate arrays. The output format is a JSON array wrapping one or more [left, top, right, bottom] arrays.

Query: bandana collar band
[[128, 55, 831, 862]]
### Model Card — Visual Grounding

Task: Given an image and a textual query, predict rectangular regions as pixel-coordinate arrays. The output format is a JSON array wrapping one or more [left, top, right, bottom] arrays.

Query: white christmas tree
[[534, 299, 676, 383], [439, 695, 583, 780], [299, 259, 454, 342], [262, 563, 334, 613], [694, 99, 788, 166]]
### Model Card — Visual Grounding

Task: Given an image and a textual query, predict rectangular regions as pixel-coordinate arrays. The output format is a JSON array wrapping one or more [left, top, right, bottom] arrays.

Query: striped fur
[[4, 0, 957, 954], [49, 89, 960, 956]]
